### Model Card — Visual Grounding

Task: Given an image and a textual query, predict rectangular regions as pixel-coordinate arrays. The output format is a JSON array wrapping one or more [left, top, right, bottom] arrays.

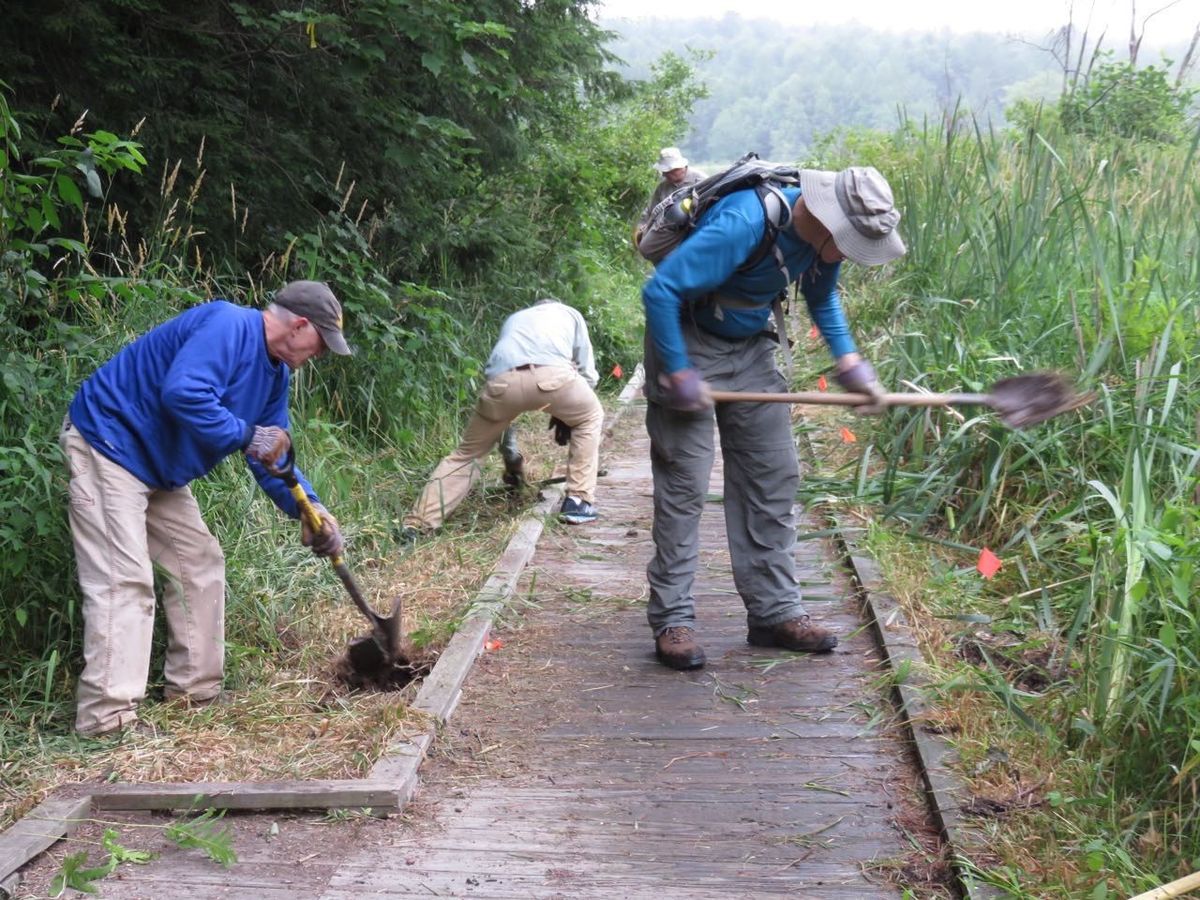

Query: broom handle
[[709, 390, 992, 408]]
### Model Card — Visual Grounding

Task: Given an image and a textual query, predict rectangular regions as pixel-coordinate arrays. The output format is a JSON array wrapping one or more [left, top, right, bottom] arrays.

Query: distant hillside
[[601, 15, 1124, 164]]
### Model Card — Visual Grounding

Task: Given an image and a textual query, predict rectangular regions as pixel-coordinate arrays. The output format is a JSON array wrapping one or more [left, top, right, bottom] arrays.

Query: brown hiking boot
[[655, 626, 706, 670], [747, 615, 838, 653]]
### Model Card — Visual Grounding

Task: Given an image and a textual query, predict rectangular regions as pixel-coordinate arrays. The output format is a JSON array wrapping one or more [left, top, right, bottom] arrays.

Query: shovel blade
[[987, 372, 1093, 428], [347, 634, 390, 678]]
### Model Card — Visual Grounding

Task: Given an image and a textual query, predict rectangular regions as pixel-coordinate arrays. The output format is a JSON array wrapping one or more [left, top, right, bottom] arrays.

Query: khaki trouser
[[60, 419, 225, 735], [405, 366, 603, 530]]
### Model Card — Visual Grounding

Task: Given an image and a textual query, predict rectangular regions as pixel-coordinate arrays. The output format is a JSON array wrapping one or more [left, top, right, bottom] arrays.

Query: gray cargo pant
[[644, 321, 807, 635]]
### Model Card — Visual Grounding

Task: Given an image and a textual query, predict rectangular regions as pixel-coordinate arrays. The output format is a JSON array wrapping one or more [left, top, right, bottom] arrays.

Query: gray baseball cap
[[799, 166, 906, 266], [274, 280, 351, 355]]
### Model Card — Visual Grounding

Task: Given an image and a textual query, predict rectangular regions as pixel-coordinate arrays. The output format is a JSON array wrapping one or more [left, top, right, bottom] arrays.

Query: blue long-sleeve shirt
[[642, 186, 856, 374], [69, 300, 320, 517]]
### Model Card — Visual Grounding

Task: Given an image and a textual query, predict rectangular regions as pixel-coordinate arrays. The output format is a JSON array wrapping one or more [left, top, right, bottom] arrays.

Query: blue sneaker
[[559, 496, 598, 524]]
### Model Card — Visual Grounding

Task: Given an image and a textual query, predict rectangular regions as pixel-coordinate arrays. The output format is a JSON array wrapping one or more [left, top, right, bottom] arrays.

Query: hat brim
[[316, 325, 352, 356], [654, 159, 688, 173], [799, 169, 906, 267]]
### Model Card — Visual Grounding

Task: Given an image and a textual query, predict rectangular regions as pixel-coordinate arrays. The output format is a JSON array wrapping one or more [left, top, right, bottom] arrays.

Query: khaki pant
[[60, 419, 225, 735], [405, 366, 603, 530]]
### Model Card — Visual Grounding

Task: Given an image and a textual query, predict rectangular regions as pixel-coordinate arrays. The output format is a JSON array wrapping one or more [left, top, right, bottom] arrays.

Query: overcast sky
[[595, 0, 1200, 40]]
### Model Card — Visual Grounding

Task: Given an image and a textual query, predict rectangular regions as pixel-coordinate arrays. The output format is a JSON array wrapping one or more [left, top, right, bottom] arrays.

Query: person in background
[[61, 281, 350, 737], [402, 298, 604, 536], [641, 166, 906, 670], [635, 146, 705, 252]]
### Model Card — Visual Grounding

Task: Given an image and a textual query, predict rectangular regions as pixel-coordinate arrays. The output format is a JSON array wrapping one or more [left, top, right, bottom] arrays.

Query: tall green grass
[[837, 112, 1200, 888]]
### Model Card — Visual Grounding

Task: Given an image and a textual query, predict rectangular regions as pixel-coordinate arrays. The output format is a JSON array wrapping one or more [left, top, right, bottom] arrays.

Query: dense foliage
[[2, 0, 622, 273]]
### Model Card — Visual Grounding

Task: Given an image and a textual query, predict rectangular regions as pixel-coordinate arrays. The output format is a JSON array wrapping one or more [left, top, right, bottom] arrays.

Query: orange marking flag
[[817, 374, 828, 391], [840, 427, 857, 443], [977, 548, 1002, 580], [612, 364, 623, 379]]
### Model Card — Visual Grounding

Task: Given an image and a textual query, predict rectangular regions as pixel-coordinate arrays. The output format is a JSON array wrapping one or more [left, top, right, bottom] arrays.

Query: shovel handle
[[264, 449, 398, 659], [265, 449, 345, 565], [285, 477, 386, 631], [709, 390, 992, 408]]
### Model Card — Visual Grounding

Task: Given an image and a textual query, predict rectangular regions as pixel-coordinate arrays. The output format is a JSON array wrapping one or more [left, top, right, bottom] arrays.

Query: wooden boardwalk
[[323, 401, 913, 898], [15, 401, 923, 898]]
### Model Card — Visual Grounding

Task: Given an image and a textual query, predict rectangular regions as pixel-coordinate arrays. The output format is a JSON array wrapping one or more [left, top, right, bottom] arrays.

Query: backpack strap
[[736, 183, 792, 275], [745, 184, 794, 380]]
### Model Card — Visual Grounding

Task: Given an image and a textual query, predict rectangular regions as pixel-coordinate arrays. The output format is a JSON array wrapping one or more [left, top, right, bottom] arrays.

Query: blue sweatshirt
[[642, 186, 856, 374], [69, 300, 319, 517]]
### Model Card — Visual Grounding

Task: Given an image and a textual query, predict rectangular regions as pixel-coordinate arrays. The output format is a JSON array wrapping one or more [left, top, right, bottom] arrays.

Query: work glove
[[301, 503, 344, 558], [658, 367, 713, 412], [548, 416, 572, 447], [834, 359, 887, 416], [245, 425, 291, 466]]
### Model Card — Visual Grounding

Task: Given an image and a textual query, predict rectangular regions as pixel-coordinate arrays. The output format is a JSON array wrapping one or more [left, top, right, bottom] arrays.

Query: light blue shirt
[[484, 302, 600, 387]]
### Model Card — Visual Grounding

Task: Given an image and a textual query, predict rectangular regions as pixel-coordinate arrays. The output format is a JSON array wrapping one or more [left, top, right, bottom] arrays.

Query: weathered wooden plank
[[92, 780, 401, 812], [95, 865, 323, 897], [537, 721, 880, 740], [327, 863, 892, 892], [320, 887, 888, 900], [0, 794, 91, 882], [358, 826, 903, 859]]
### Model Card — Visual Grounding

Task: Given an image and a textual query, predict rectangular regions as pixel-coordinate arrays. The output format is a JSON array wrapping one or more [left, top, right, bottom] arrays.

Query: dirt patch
[[333, 637, 436, 692]]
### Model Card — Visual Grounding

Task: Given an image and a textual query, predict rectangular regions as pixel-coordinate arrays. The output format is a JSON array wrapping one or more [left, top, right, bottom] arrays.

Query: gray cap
[[799, 167, 906, 266], [274, 280, 351, 355], [653, 147, 689, 173]]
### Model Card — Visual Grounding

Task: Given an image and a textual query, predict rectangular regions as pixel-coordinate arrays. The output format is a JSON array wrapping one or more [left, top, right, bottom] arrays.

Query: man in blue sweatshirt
[[642, 166, 905, 670], [61, 280, 350, 737]]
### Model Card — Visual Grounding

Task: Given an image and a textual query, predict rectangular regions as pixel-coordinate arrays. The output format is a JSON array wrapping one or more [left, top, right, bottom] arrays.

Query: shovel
[[267, 450, 405, 678], [710, 371, 1092, 429]]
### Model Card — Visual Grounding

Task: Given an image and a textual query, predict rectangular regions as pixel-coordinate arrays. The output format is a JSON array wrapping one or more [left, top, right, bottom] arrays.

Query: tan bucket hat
[[799, 166, 906, 266], [653, 147, 689, 173]]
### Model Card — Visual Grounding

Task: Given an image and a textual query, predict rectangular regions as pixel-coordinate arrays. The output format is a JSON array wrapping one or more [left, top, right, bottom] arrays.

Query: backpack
[[636, 152, 801, 270]]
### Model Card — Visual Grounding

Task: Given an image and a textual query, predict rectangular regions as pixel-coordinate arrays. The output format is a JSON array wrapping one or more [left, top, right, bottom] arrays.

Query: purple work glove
[[834, 359, 887, 415], [245, 425, 291, 466], [301, 503, 344, 558], [658, 367, 713, 412]]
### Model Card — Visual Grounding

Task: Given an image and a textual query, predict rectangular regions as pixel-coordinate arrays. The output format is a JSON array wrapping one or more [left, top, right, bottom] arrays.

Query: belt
[[514, 363, 539, 371]]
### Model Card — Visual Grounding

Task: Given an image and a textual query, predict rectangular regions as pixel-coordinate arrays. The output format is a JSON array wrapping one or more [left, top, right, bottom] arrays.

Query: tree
[[1059, 58, 1197, 141]]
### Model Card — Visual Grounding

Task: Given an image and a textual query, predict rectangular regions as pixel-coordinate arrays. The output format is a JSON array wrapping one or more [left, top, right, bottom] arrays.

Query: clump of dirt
[[333, 636, 436, 692], [955, 633, 1058, 693]]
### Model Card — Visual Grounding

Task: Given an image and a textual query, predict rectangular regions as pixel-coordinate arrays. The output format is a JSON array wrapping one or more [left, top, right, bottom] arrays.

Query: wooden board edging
[[0, 795, 91, 888], [91, 780, 404, 813]]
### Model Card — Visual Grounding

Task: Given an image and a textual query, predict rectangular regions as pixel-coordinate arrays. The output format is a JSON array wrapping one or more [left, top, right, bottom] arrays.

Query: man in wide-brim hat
[[640, 165, 906, 671]]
